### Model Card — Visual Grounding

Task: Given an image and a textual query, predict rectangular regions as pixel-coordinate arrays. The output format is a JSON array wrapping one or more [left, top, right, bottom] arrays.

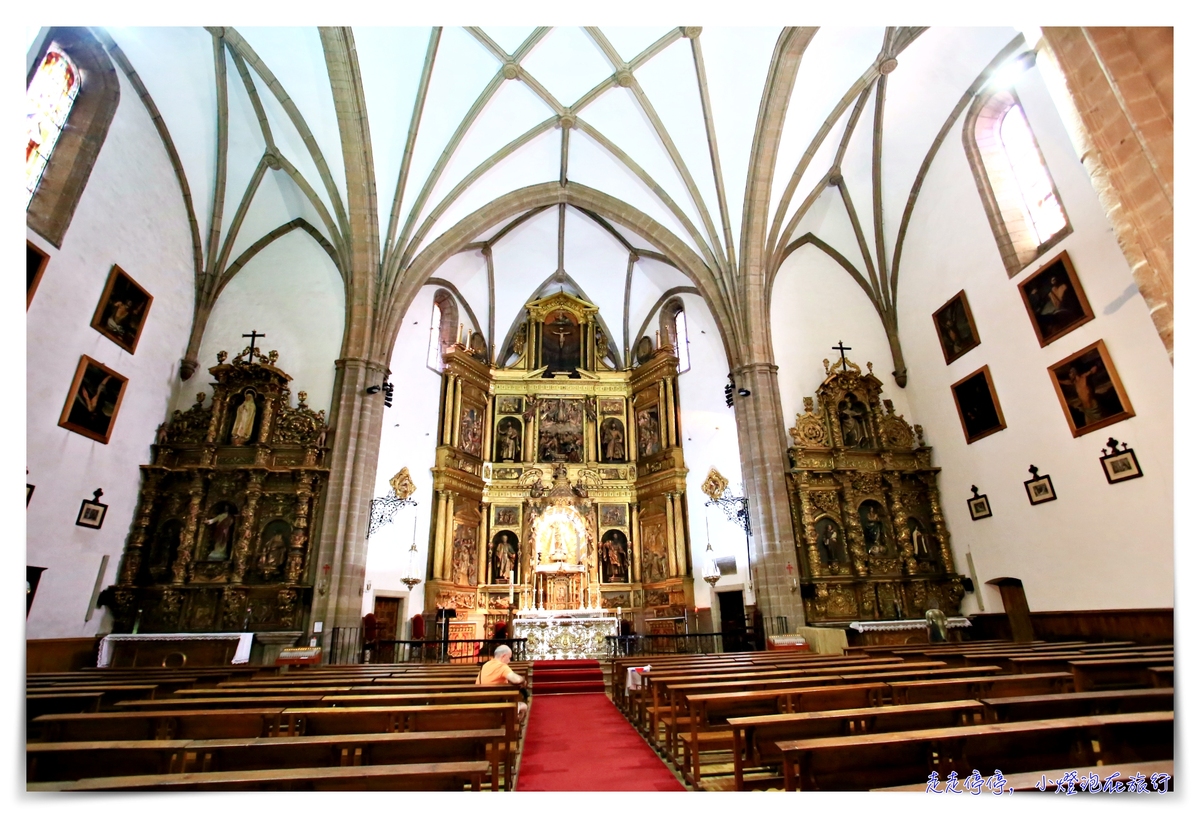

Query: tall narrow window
[[999, 104, 1067, 244], [660, 298, 691, 374], [964, 87, 1071, 277], [426, 289, 458, 373], [26, 43, 80, 208]]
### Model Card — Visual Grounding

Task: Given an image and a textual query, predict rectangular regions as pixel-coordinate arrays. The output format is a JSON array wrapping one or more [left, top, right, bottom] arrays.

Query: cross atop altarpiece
[[243, 330, 266, 360], [832, 340, 852, 371]]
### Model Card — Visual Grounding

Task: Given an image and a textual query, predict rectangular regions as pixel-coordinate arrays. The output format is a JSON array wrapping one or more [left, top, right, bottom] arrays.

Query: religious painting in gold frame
[[90, 264, 154, 354], [1047, 339, 1134, 438], [949, 365, 1006, 444], [1017, 251, 1094, 348], [58, 355, 129, 444], [27, 240, 50, 308], [932, 289, 980, 364]]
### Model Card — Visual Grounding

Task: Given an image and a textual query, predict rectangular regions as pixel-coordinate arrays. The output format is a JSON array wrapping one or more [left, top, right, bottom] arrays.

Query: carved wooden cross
[[242, 330, 265, 360], [832, 340, 852, 371]]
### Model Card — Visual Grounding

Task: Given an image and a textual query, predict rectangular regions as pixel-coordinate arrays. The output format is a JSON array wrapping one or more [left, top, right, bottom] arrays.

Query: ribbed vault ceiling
[[96, 25, 1024, 367]]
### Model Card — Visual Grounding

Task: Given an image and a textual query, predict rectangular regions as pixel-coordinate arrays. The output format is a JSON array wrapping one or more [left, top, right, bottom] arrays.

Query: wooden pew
[[26, 692, 103, 720], [677, 683, 890, 785], [776, 711, 1173, 791], [980, 688, 1174, 722], [888, 672, 1073, 705], [28, 739, 193, 781], [1070, 657, 1173, 691], [31, 708, 286, 742], [1149, 667, 1173, 688], [29, 760, 491, 791], [728, 700, 985, 791]]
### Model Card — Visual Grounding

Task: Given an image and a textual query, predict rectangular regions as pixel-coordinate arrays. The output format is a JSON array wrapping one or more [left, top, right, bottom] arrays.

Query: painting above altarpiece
[[786, 356, 966, 625]]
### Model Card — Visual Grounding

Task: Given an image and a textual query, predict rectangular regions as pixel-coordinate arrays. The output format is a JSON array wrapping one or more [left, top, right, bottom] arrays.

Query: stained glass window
[[427, 300, 444, 371], [998, 103, 1066, 245], [26, 43, 81, 208]]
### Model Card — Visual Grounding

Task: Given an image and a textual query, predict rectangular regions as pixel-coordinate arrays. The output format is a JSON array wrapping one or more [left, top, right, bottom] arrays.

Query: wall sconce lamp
[[317, 564, 331, 596]]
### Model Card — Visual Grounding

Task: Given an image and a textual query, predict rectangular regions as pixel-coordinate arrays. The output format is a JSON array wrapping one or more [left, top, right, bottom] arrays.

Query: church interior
[[25, 23, 1176, 793]]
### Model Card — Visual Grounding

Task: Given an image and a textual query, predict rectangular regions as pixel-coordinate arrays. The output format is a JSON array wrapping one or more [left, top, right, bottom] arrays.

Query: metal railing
[[605, 632, 725, 658], [368, 638, 528, 664]]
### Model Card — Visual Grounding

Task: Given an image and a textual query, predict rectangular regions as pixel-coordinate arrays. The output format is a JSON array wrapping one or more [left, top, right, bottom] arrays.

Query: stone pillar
[[1036, 27, 1173, 359], [731, 361, 804, 627], [308, 356, 389, 628]]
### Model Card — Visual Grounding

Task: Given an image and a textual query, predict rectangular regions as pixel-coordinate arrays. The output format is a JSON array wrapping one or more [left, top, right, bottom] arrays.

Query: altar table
[[97, 632, 254, 667], [512, 614, 617, 660]]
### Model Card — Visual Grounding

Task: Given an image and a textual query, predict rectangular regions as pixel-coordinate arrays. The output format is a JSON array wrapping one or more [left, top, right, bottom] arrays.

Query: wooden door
[[373, 596, 401, 641]]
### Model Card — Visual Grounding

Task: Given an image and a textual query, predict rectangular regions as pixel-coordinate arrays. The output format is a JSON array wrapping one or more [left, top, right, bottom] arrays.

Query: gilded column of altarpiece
[[423, 292, 693, 633], [104, 348, 329, 634], [787, 358, 965, 624]]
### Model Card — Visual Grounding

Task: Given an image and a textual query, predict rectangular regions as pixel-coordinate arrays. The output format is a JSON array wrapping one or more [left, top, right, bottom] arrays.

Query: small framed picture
[[1018, 252, 1094, 347], [950, 365, 1007, 444], [932, 290, 981, 365], [76, 491, 108, 529], [1024, 468, 1057, 506], [1100, 439, 1143, 484], [1047, 339, 1135, 438], [90, 264, 154, 354], [58, 356, 129, 444], [967, 488, 992, 521]]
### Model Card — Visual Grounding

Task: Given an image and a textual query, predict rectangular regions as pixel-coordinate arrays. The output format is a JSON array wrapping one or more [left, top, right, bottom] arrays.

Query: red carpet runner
[[517, 692, 685, 791]]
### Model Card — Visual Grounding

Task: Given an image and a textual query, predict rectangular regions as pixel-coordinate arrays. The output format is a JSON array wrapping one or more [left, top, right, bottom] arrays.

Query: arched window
[[659, 298, 691, 374], [26, 43, 80, 208], [965, 87, 1070, 277], [427, 289, 458, 373], [25, 28, 120, 249]]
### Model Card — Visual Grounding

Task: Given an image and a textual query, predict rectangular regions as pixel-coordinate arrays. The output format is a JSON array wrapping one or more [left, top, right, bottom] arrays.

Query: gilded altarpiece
[[105, 348, 328, 634], [787, 358, 965, 624], [424, 292, 693, 632]]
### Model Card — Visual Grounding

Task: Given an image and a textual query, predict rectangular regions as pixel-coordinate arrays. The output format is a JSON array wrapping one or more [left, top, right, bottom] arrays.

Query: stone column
[[308, 356, 389, 628], [731, 361, 804, 626]]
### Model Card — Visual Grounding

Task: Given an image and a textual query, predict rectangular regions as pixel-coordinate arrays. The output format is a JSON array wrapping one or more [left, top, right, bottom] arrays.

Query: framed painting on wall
[[1047, 339, 1134, 438], [1018, 252, 1094, 347], [27, 241, 50, 308], [950, 365, 1006, 444], [932, 290, 981, 364], [90, 265, 154, 354], [58, 355, 129, 444]]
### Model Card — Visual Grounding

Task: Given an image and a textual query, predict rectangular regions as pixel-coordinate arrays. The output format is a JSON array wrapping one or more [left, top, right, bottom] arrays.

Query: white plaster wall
[[26, 68, 195, 639], [673, 294, 749, 614], [771, 231, 918, 432], [363, 286, 444, 626], [181, 230, 345, 417], [892, 66, 1173, 613]]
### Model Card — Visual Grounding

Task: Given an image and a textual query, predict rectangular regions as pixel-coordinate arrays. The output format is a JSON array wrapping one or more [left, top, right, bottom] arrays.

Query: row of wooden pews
[[611, 637, 1173, 791], [27, 660, 532, 791]]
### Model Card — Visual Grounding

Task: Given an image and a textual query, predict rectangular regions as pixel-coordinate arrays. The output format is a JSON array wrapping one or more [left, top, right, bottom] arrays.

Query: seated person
[[476, 644, 529, 722]]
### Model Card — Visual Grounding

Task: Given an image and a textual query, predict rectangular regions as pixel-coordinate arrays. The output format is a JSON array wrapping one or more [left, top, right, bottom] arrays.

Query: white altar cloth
[[513, 616, 617, 660], [847, 617, 971, 633], [97, 632, 254, 667]]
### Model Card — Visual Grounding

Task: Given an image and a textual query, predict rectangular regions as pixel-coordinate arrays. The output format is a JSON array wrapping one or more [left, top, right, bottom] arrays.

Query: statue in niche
[[495, 417, 522, 462], [859, 501, 889, 557], [600, 418, 626, 462], [542, 310, 581, 374], [230, 389, 258, 446], [837, 393, 870, 449], [814, 518, 847, 571], [599, 529, 628, 583], [909, 518, 934, 562], [642, 522, 668, 582], [255, 520, 291, 580], [202, 501, 238, 561], [492, 531, 517, 583]]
